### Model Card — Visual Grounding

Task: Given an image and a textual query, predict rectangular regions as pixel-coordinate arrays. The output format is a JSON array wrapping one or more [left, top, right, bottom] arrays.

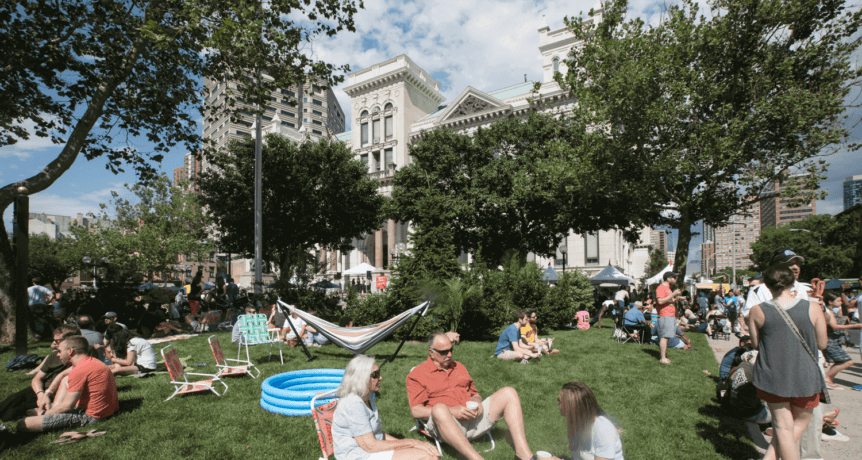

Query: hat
[[770, 248, 805, 265], [663, 271, 679, 281], [104, 312, 118, 318]]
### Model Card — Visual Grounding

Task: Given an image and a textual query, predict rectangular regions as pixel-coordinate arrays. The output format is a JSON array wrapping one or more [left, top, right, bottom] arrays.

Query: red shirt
[[656, 283, 675, 317], [407, 357, 478, 408], [68, 356, 119, 418]]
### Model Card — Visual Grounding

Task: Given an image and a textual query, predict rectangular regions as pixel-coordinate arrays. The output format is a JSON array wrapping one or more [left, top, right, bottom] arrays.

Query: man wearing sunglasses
[[406, 332, 537, 460]]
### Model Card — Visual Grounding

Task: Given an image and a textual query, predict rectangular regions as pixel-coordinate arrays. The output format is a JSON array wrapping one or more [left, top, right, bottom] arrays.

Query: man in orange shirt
[[17, 336, 118, 433], [656, 272, 683, 365], [407, 332, 536, 460]]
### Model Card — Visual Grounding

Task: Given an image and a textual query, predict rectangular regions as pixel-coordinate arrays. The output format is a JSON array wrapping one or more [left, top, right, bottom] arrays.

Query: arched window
[[553, 57, 559, 73], [384, 103, 393, 111], [360, 110, 369, 117]]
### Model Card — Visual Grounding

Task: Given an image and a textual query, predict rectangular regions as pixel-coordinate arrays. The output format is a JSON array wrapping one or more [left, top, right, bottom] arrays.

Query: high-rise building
[[172, 153, 203, 193], [844, 174, 862, 210], [650, 229, 668, 258], [201, 77, 345, 151], [760, 173, 818, 228], [713, 201, 761, 271], [701, 241, 715, 276]]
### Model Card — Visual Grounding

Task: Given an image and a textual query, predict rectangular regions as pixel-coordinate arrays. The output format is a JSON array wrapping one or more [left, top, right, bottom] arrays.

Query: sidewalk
[[706, 334, 861, 459]]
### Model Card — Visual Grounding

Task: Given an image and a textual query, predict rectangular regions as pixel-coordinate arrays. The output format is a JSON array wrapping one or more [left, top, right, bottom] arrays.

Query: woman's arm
[[826, 309, 862, 330], [354, 432, 437, 456], [811, 303, 828, 351], [747, 305, 763, 349], [110, 349, 137, 367]]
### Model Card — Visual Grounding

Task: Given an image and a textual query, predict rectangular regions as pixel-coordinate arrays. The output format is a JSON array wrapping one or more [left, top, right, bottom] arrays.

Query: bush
[[546, 270, 594, 328]]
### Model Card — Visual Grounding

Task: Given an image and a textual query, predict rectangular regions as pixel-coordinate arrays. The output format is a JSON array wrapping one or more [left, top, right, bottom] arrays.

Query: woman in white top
[[104, 323, 158, 375], [548, 382, 623, 460], [331, 355, 438, 460]]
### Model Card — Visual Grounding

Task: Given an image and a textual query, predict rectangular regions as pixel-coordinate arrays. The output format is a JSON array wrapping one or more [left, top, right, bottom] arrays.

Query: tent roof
[[645, 263, 675, 285], [343, 262, 378, 275], [542, 266, 560, 282], [590, 264, 633, 287]]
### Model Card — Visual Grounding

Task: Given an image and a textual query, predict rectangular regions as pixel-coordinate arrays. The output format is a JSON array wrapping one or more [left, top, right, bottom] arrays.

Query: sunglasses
[[370, 370, 381, 380], [432, 347, 453, 356]]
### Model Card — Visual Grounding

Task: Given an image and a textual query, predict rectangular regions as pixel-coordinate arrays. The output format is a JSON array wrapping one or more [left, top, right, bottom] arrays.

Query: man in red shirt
[[17, 336, 119, 433], [407, 332, 536, 460], [656, 271, 683, 364]]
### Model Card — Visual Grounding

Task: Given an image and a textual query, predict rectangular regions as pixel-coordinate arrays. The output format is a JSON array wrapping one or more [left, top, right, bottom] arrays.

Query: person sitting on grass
[[676, 307, 712, 336], [103, 324, 158, 376], [304, 311, 331, 346], [719, 336, 754, 381], [650, 326, 696, 351], [231, 306, 259, 344], [16, 336, 118, 433], [520, 309, 558, 355], [495, 311, 540, 363], [0, 325, 80, 422], [266, 299, 287, 341], [545, 382, 623, 460], [331, 354, 439, 460], [407, 332, 538, 460]]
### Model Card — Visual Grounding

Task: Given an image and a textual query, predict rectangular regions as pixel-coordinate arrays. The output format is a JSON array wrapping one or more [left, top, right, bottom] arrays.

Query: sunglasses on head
[[370, 370, 381, 379], [432, 347, 453, 356]]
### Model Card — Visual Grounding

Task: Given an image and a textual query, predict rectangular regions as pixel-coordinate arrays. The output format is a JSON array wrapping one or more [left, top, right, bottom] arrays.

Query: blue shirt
[[495, 323, 520, 356], [623, 308, 645, 326], [332, 394, 383, 460]]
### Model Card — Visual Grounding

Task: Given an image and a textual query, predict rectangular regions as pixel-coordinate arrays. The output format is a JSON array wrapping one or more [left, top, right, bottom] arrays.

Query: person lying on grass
[[17, 336, 118, 433], [103, 324, 158, 376], [495, 311, 540, 363], [545, 382, 624, 460], [332, 354, 439, 460], [407, 331, 539, 460]]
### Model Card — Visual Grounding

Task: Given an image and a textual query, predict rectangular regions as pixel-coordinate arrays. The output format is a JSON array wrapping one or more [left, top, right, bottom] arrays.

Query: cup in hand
[[536, 451, 552, 458], [465, 401, 479, 410]]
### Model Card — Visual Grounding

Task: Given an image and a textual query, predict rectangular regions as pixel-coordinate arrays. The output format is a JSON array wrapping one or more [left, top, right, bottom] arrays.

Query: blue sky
[[3, 0, 860, 273]]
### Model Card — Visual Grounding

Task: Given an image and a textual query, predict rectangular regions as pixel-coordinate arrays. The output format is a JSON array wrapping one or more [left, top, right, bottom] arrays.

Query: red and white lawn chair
[[208, 334, 260, 379], [310, 389, 340, 460], [161, 344, 228, 402]]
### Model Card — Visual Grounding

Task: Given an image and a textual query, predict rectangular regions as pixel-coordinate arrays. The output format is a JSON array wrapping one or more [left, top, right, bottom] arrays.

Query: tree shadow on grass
[[116, 397, 144, 415], [696, 403, 761, 459]]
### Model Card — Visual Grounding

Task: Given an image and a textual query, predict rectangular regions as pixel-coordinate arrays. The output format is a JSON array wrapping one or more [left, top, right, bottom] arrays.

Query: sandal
[[51, 430, 106, 445]]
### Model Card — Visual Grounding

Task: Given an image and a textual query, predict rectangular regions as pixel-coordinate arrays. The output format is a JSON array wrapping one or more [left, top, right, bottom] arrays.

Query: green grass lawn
[[0, 320, 758, 459]]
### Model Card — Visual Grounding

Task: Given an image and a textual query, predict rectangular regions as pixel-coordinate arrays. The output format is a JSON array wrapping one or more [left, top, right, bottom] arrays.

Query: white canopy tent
[[343, 262, 379, 275], [645, 264, 674, 285]]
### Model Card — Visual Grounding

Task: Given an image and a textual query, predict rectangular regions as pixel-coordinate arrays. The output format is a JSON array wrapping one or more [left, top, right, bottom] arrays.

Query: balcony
[[367, 164, 396, 181]]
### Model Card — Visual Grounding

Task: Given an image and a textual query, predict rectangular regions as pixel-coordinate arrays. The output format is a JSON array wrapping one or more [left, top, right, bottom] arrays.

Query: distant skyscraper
[[760, 173, 818, 228], [844, 175, 862, 210], [713, 200, 761, 271], [650, 229, 668, 259], [173, 153, 202, 194]]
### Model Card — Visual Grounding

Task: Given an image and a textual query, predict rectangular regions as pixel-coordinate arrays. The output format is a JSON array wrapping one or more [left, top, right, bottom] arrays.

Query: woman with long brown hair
[[547, 382, 623, 460]]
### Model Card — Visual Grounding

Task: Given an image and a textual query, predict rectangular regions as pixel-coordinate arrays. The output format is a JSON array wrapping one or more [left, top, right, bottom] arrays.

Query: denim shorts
[[823, 338, 851, 363], [42, 409, 100, 431]]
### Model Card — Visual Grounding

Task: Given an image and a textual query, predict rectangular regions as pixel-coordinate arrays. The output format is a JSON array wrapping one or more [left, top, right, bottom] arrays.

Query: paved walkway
[[706, 334, 861, 459]]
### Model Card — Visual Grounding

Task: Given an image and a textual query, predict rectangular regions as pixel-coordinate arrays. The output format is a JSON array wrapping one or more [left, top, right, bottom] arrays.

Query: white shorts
[[367, 451, 394, 460]]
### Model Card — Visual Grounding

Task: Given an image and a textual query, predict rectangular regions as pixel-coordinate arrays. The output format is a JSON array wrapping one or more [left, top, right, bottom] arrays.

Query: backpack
[[6, 354, 42, 372]]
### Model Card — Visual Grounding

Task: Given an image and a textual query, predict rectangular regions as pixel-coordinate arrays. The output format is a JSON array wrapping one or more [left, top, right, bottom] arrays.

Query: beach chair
[[208, 334, 260, 379], [310, 389, 340, 460], [234, 313, 283, 365], [161, 344, 228, 402]]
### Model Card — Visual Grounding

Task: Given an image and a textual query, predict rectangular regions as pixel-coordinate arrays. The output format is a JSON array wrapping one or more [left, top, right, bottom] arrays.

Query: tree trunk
[[674, 216, 694, 283]]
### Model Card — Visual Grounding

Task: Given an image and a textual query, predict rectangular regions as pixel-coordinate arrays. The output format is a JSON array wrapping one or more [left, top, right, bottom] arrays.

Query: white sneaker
[[520, 359, 529, 365], [822, 429, 849, 442]]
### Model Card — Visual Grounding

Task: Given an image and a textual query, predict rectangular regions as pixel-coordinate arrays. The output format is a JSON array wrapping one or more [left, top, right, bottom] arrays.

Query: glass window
[[312, 99, 323, 106], [303, 97, 308, 102], [384, 103, 393, 111], [280, 110, 294, 117], [281, 121, 295, 128], [553, 58, 559, 73], [585, 233, 598, 264], [312, 129, 322, 135], [384, 148, 393, 168], [372, 151, 381, 171], [360, 154, 369, 171], [360, 110, 368, 117], [372, 119, 380, 142], [312, 109, 322, 116], [361, 122, 369, 145], [384, 115, 393, 140], [312, 119, 322, 125]]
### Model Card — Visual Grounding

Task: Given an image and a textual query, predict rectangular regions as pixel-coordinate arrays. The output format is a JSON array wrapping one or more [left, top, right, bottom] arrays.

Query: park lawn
[[0, 319, 758, 460]]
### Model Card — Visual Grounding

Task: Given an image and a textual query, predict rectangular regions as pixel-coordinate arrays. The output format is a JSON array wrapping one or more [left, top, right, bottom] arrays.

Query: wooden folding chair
[[161, 344, 228, 402], [310, 389, 340, 460], [208, 334, 260, 378]]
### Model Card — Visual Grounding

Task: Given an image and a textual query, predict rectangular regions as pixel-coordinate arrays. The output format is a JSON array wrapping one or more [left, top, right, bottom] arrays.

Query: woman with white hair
[[331, 355, 439, 460]]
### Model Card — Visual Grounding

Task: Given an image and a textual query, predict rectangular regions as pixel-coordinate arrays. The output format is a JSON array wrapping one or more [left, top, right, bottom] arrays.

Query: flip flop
[[852, 384, 862, 391], [51, 430, 106, 445], [826, 383, 843, 390]]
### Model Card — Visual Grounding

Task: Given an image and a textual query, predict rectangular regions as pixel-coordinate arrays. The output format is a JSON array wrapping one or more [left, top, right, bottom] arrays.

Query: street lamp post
[[559, 237, 568, 274]]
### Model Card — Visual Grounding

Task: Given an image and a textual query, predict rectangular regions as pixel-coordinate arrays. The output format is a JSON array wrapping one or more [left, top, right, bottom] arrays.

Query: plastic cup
[[465, 401, 479, 410], [536, 451, 552, 458]]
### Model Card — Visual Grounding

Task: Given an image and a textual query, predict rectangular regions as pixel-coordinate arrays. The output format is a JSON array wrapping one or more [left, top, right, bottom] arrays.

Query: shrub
[[546, 270, 594, 328]]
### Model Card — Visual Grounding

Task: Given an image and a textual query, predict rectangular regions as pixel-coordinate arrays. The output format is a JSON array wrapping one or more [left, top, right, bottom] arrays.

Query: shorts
[[495, 350, 519, 360], [822, 338, 851, 364], [424, 397, 498, 440], [42, 409, 101, 431], [657, 316, 676, 339], [756, 389, 820, 409], [135, 364, 157, 373], [695, 322, 710, 334], [367, 451, 394, 460]]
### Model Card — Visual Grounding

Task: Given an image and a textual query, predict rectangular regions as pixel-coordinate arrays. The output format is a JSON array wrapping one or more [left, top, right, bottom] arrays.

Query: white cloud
[[1, 116, 64, 159]]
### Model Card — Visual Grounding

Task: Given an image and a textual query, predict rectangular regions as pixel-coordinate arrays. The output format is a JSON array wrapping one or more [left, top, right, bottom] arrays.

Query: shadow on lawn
[[117, 397, 144, 415], [640, 348, 661, 361], [695, 403, 760, 459]]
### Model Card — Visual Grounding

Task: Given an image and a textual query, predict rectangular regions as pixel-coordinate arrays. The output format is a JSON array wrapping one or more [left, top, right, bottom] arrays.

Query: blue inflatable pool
[[260, 369, 344, 416]]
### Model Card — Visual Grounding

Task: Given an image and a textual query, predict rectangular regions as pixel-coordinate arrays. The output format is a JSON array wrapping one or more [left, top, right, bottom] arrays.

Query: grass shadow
[[116, 397, 144, 415], [695, 403, 761, 459], [640, 348, 661, 360]]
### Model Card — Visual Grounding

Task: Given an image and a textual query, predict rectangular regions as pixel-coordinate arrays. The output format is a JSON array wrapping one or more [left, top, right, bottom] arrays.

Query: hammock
[[276, 300, 431, 355]]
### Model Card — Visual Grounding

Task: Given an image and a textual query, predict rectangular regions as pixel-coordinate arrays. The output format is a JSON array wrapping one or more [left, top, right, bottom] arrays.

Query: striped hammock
[[276, 300, 431, 355]]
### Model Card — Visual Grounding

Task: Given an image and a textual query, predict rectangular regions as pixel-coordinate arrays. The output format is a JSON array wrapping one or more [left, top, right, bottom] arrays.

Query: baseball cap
[[663, 271, 679, 280], [104, 312, 118, 318], [770, 248, 805, 265]]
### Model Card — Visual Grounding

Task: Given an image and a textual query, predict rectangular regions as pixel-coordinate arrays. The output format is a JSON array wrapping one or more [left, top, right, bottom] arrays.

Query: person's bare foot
[[660, 359, 672, 364], [549, 349, 560, 354]]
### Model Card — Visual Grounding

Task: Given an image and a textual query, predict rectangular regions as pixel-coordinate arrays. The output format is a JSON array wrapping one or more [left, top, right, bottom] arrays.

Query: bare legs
[[762, 402, 814, 460], [825, 360, 853, 387], [659, 337, 671, 364]]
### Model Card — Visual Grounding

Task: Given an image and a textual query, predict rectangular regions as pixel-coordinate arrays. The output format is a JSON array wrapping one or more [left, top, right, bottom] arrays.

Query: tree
[[714, 267, 760, 288], [750, 214, 859, 279], [197, 134, 385, 280], [390, 111, 653, 267], [27, 235, 82, 291], [555, 0, 860, 278], [645, 248, 669, 279], [0, 0, 362, 342], [71, 175, 213, 280]]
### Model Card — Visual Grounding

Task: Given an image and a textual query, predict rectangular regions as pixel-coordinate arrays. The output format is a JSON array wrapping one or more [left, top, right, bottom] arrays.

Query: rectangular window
[[384, 115, 393, 140], [281, 89, 295, 97], [281, 121, 295, 128], [266, 106, 276, 112], [372, 151, 381, 171], [312, 129, 322, 135], [280, 110, 294, 117], [236, 130, 250, 137], [372, 119, 380, 143], [361, 122, 369, 145], [262, 115, 272, 122], [312, 109, 322, 116], [384, 148, 393, 168], [303, 97, 308, 102], [312, 99, 323, 106], [585, 233, 599, 264], [312, 119, 322, 125], [360, 154, 369, 172], [303, 118, 308, 123]]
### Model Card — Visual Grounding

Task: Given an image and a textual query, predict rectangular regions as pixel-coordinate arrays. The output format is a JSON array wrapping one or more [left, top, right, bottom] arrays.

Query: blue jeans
[[308, 332, 330, 345]]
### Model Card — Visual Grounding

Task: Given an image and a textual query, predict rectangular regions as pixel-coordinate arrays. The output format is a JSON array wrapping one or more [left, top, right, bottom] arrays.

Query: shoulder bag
[[767, 300, 830, 404]]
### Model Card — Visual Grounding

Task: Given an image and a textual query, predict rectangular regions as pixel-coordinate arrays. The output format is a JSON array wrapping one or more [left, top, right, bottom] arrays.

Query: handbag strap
[[767, 299, 819, 366]]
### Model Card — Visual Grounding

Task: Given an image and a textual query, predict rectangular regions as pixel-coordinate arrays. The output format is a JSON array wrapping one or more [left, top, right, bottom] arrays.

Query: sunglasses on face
[[432, 347, 453, 356], [370, 370, 381, 380]]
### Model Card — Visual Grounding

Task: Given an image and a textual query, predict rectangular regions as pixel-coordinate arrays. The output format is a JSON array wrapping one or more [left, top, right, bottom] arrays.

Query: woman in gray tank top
[[746, 264, 827, 460]]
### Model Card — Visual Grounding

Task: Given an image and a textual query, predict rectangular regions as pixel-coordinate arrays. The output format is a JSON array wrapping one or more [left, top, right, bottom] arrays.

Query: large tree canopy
[[197, 134, 385, 280], [556, 0, 861, 276], [0, 0, 362, 343], [389, 112, 654, 267]]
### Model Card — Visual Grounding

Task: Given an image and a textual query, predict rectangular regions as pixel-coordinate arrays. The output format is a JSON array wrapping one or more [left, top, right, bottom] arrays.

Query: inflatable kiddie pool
[[260, 368, 343, 416]]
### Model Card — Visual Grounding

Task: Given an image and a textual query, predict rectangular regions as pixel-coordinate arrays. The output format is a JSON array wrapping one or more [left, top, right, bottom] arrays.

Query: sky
[[3, 0, 860, 274]]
